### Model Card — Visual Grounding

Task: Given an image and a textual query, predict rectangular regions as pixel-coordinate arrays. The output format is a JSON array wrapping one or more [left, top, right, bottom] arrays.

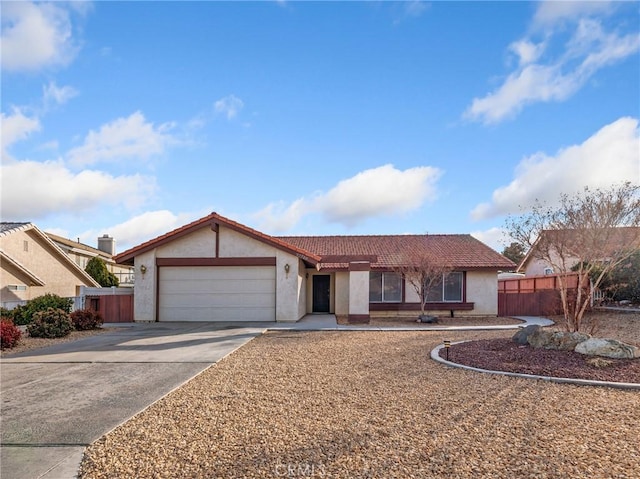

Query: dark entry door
[[312, 275, 331, 313]]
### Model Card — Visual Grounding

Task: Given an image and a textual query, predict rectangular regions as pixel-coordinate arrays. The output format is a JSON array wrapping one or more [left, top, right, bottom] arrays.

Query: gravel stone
[[79, 329, 640, 478]]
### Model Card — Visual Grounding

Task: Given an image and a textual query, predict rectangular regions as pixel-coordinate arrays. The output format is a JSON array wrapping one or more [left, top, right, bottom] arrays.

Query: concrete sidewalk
[[274, 314, 553, 331]]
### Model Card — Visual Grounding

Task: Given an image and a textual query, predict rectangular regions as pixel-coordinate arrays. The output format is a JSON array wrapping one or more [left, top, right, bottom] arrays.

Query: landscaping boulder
[[527, 330, 591, 351], [574, 338, 640, 359], [418, 315, 438, 323], [512, 325, 540, 345]]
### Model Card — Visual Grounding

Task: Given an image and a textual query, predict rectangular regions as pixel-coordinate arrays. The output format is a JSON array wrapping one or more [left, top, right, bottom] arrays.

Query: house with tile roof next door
[[114, 212, 515, 323]]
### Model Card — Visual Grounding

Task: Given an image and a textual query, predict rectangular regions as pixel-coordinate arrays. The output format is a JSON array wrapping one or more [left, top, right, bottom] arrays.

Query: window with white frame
[[425, 272, 463, 302], [369, 272, 402, 302], [7, 284, 27, 291]]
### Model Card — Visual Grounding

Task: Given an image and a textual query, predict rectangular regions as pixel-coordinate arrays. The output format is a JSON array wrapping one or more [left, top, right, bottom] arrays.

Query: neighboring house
[[47, 233, 135, 286], [114, 212, 515, 323], [517, 227, 640, 276], [0, 223, 100, 306]]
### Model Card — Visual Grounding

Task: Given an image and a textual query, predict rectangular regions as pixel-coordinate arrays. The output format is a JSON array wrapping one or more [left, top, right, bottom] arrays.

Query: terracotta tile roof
[[114, 212, 514, 270], [278, 234, 515, 270], [114, 212, 322, 265]]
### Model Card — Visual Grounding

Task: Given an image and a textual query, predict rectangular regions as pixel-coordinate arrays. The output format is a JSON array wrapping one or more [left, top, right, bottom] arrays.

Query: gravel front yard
[[80, 329, 640, 479]]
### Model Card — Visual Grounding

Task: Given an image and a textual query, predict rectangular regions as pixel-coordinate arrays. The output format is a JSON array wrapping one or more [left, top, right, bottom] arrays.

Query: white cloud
[[464, 5, 639, 124], [320, 164, 441, 226], [81, 210, 203, 252], [214, 94, 244, 120], [471, 227, 509, 253], [533, 0, 613, 28], [43, 81, 78, 107], [471, 117, 640, 220], [1, 108, 41, 159], [509, 39, 546, 66], [0, 1, 79, 72], [254, 164, 443, 232], [67, 111, 176, 166], [0, 160, 155, 220], [403, 1, 428, 18]]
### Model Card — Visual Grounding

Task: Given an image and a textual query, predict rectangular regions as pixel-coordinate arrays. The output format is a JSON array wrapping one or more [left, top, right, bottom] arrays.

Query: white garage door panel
[[160, 292, 275, 308], [159, 266, 275, 321], [160, 279, 273, 294]]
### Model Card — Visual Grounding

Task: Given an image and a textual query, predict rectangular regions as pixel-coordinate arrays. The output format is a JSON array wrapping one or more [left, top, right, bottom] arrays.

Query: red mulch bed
[[440, 338, 640, 384]]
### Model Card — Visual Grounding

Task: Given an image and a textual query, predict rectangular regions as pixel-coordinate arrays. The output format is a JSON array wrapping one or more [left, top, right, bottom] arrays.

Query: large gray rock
[[512, 325, 540, 345], [527, 330, 591, 351], [574, 338, 640, 359]]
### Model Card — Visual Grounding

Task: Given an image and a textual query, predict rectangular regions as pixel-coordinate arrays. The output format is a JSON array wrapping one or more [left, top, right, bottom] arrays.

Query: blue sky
[[2, 0, 639, 254]]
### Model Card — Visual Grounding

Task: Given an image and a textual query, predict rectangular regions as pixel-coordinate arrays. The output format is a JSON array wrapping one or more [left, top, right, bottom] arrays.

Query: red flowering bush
[[1, 318, 22, 349]]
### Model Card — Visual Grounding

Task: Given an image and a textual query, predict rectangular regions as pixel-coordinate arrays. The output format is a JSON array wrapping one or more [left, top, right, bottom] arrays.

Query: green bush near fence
[[27, 308, 73, 338], [10, 294, 74, 326]]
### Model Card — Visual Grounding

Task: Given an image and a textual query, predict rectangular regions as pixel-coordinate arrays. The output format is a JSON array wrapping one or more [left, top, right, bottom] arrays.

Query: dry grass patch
[[563, 311, 640, 346], [80, 330, 639, 479]]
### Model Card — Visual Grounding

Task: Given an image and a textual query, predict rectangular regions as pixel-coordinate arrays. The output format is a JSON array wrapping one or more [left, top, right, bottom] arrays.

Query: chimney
[[97, 234, 116, 255]]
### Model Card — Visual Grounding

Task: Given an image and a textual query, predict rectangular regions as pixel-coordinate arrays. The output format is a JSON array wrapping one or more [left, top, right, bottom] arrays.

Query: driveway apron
[[0, 322, 267, 479]]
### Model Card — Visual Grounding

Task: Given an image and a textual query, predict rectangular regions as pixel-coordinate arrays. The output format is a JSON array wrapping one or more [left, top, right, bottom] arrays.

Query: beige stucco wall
[[334, 272, 349, 316], [157, 227, 217, 258], [0, 268, 29, 303], [465, 270, 498, 316], [219, 227, 273, 257], [297, 259, 307, 319], [133, 225, 304, 322], [1, 229, 96, 304], [275, 250, 304, 321], [522, 247, 580, 276], [348, 270, 370, 316], [133, 250, 157, 322]]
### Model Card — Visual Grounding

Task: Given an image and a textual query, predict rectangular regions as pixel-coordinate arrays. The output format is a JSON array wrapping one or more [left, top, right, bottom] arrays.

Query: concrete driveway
[[0, 322, 270, 479]]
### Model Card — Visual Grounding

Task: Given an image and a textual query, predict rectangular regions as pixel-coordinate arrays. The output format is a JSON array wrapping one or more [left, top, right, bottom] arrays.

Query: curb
[[430, 342, 640, 391]]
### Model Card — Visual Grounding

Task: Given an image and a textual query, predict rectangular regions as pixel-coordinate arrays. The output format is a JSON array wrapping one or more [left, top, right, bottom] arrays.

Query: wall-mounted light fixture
[[284, 263, 290, 274], [140, 264, 147, 275]]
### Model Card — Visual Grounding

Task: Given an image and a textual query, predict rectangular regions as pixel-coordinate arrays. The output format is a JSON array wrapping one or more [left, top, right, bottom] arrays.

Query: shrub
[[27, 308, 73, 339], [13, 294, 73, 326], [1, 318, 22, 349], [70, 309, 104, 330], [0, 307, 14, 320], [85, 257, 119, 287], [11, 304, 29, 325]]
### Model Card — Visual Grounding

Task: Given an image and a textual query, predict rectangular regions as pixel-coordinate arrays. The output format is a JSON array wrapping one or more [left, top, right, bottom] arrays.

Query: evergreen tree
[[85, 257, 120, 287]]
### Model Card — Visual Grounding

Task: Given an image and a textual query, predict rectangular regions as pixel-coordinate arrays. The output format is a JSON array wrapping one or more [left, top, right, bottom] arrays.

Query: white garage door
[[158, 266, 276, 321]]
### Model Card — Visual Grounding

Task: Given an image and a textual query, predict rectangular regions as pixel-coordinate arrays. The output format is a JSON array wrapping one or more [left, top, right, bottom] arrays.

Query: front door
[[312, 275, 331, 313]]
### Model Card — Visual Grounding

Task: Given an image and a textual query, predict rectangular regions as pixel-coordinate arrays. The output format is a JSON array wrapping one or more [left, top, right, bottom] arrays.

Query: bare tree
[[394, 254, 452, 320], [507, 183, 640, 332]]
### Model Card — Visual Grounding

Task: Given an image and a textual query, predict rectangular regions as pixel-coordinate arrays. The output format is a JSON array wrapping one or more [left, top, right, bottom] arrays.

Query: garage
[[158, 266, 276, 321]]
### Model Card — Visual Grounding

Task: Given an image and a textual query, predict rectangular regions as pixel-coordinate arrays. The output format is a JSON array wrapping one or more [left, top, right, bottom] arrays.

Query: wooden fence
[[498, 273, 584, 317], [86, 293, 134, 323]]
